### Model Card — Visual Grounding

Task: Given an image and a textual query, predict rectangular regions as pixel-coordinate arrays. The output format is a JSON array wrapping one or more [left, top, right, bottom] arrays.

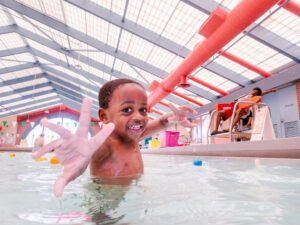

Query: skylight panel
[[215, 0, 241, 10], [85, 12, 120, 47], [146, 45, 178, 70], [214, 56, 247, 74], [16, 0, 43, 12], [12, 15, 51, 41], [5, 99, 61, 115], [40, 0, 64, 22], [0, 33, 25, 48], [13, 53, 36, 63], [184, 34, 206, 51], [21, 86, 53, 97], [0, 8, 13, 25], [192, 68, 239, 90], [1, 67, 42, 80], [4, 93, 57, 108], [118, 30, 133, 52], [226, 36, 283, 66], [132, 66, 162, 84], [161, 1, 208, 46], [90, 0, 126, 16], [87, 66, 111, 81], [63, 1, 86, 34], [120, 62, 138, 80], [258, 53, 293, 72], [126, 0, 143, 23], [217, 81, 240, 92], [27, 39, 67, 64], [136, 0, 179, 34], [0, 57, 23, 67], [10, 77, 48, 89], [120, 30, 155, 61], [163, 55, 184, 73], [113, 58, 124, 72], [260, 9, 300, 46], [240, 70, 261, 81], [188, 79, 219, 96], [173, 88, 209, 106]]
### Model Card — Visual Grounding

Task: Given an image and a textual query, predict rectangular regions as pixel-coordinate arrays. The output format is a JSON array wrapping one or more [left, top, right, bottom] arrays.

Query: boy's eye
[[140, 108, 148, 113], [122, 107, 132, 113]]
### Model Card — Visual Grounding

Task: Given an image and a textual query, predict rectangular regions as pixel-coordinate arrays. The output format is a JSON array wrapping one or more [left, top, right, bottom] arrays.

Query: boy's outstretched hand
[[168, 103, 199, 127], [32, 98, 115, 197]]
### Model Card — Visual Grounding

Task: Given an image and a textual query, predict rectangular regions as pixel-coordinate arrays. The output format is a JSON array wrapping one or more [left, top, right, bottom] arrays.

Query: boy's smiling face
[[100, 83, 149, 142]]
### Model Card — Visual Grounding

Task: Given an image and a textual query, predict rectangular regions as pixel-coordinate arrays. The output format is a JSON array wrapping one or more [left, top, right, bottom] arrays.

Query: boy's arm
[[140, 104, 199, 140], [261, 89, 276, 96]]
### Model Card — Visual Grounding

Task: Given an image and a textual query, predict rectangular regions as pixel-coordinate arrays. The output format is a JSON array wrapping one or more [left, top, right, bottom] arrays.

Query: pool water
[[1, 152, 300, 224]]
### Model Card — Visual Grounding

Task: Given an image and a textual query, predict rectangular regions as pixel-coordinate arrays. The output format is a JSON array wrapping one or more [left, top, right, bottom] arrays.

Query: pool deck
[[0, 146, 32, 152], [141, 137, 300, 159]]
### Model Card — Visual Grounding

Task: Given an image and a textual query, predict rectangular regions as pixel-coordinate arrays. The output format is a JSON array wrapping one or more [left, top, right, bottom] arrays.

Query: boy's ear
[[98, 108, 108, 124]]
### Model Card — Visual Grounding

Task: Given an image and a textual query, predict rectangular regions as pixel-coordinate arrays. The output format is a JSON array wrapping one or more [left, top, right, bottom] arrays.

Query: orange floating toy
[[9, 153, 15, 157], [50, 156, 60, 164]]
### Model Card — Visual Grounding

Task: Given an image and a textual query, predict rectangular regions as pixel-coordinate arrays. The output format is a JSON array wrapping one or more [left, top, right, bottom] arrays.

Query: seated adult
[[211, 87, 276, 135]]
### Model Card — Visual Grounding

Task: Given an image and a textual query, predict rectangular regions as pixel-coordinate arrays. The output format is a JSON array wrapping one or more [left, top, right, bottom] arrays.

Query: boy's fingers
[[168, 103, 177, 112], [32, 139, 62, 159], [41, 118, 71, 139], [89, 123, 115, 153], [54, 173, 69, 198], [76, 98, 92, 137], [179, 106, 198, 114]]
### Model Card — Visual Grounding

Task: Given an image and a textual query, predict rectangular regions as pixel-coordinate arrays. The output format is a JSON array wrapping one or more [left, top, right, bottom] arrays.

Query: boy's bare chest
[[91, 147, 144, 177]]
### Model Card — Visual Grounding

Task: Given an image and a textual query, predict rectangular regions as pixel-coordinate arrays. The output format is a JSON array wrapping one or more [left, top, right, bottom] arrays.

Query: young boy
[[32, 79, 198, 197]]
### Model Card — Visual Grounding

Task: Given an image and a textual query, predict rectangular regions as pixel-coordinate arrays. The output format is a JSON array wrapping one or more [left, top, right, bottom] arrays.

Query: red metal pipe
[[278, 0, 300, 17], [149, 108, 164, 116], [172, 91, 203, 106], [189, 76, 229, 95], [159, 101, 170, 107], [148, 0, 279, 109], [218, 50, 272, 78]]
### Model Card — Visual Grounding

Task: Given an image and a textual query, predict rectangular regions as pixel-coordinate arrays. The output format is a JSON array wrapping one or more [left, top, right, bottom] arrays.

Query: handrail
[[207, 101, 271, 143], [228, 101, 269, 141], [207, 109, 218, 144]]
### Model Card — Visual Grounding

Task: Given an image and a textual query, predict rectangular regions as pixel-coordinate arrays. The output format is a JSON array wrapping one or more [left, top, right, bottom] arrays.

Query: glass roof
[[0, 0, 299, 118]]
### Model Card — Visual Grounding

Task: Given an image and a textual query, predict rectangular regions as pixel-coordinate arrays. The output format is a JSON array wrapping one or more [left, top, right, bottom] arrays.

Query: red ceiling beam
[[149, 108, 164, 116], [172, 91, 204, 106], [218, 50, 272, 78], [148, 0, 279, 109], [188, 76, 229, 95]]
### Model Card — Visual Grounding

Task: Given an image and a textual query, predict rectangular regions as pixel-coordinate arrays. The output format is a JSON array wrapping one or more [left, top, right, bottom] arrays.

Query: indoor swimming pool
[[1, 152, 300, 224]]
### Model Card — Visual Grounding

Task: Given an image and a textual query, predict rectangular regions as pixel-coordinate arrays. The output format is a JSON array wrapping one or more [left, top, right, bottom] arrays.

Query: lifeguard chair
[[207, 97, 276, 143]]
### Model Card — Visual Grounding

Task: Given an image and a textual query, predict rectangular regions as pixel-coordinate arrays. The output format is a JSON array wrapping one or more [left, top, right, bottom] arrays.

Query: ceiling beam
[[182, 0, 300, 62], [0, 100, 62, 118], [0, 1, 247, 92]]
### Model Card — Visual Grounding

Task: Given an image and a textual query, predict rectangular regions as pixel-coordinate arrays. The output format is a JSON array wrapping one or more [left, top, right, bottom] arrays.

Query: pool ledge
[[141, 137, 300, 159]]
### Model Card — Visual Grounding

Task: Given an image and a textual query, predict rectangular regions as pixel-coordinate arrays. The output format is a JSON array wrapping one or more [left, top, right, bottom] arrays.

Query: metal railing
[[207, 100, 271, 143]]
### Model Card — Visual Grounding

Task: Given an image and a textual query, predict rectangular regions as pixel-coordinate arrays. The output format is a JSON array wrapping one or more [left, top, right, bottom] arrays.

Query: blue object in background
[[193, 160, 202, 166]]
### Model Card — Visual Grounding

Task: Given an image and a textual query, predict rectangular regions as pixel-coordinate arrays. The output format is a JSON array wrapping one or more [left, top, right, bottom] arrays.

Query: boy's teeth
[[129, 125, 142, 129]]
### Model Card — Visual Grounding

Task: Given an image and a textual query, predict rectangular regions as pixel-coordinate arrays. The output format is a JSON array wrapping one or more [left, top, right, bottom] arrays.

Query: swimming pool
[[1, 152, 300, 224]]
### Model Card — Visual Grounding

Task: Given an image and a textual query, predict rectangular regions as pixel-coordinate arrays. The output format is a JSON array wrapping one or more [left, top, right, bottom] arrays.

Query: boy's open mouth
[[127, 124, 144, 133]]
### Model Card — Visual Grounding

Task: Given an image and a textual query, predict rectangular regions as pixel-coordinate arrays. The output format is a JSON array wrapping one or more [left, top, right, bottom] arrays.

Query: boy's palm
[[168, 103, 199, 127], [32, 98, 114, 197]]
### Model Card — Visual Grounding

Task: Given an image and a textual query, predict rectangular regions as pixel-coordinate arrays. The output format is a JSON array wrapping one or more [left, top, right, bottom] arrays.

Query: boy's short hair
[[98, 78, 144, 109], [253, 87, 262, 96]]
